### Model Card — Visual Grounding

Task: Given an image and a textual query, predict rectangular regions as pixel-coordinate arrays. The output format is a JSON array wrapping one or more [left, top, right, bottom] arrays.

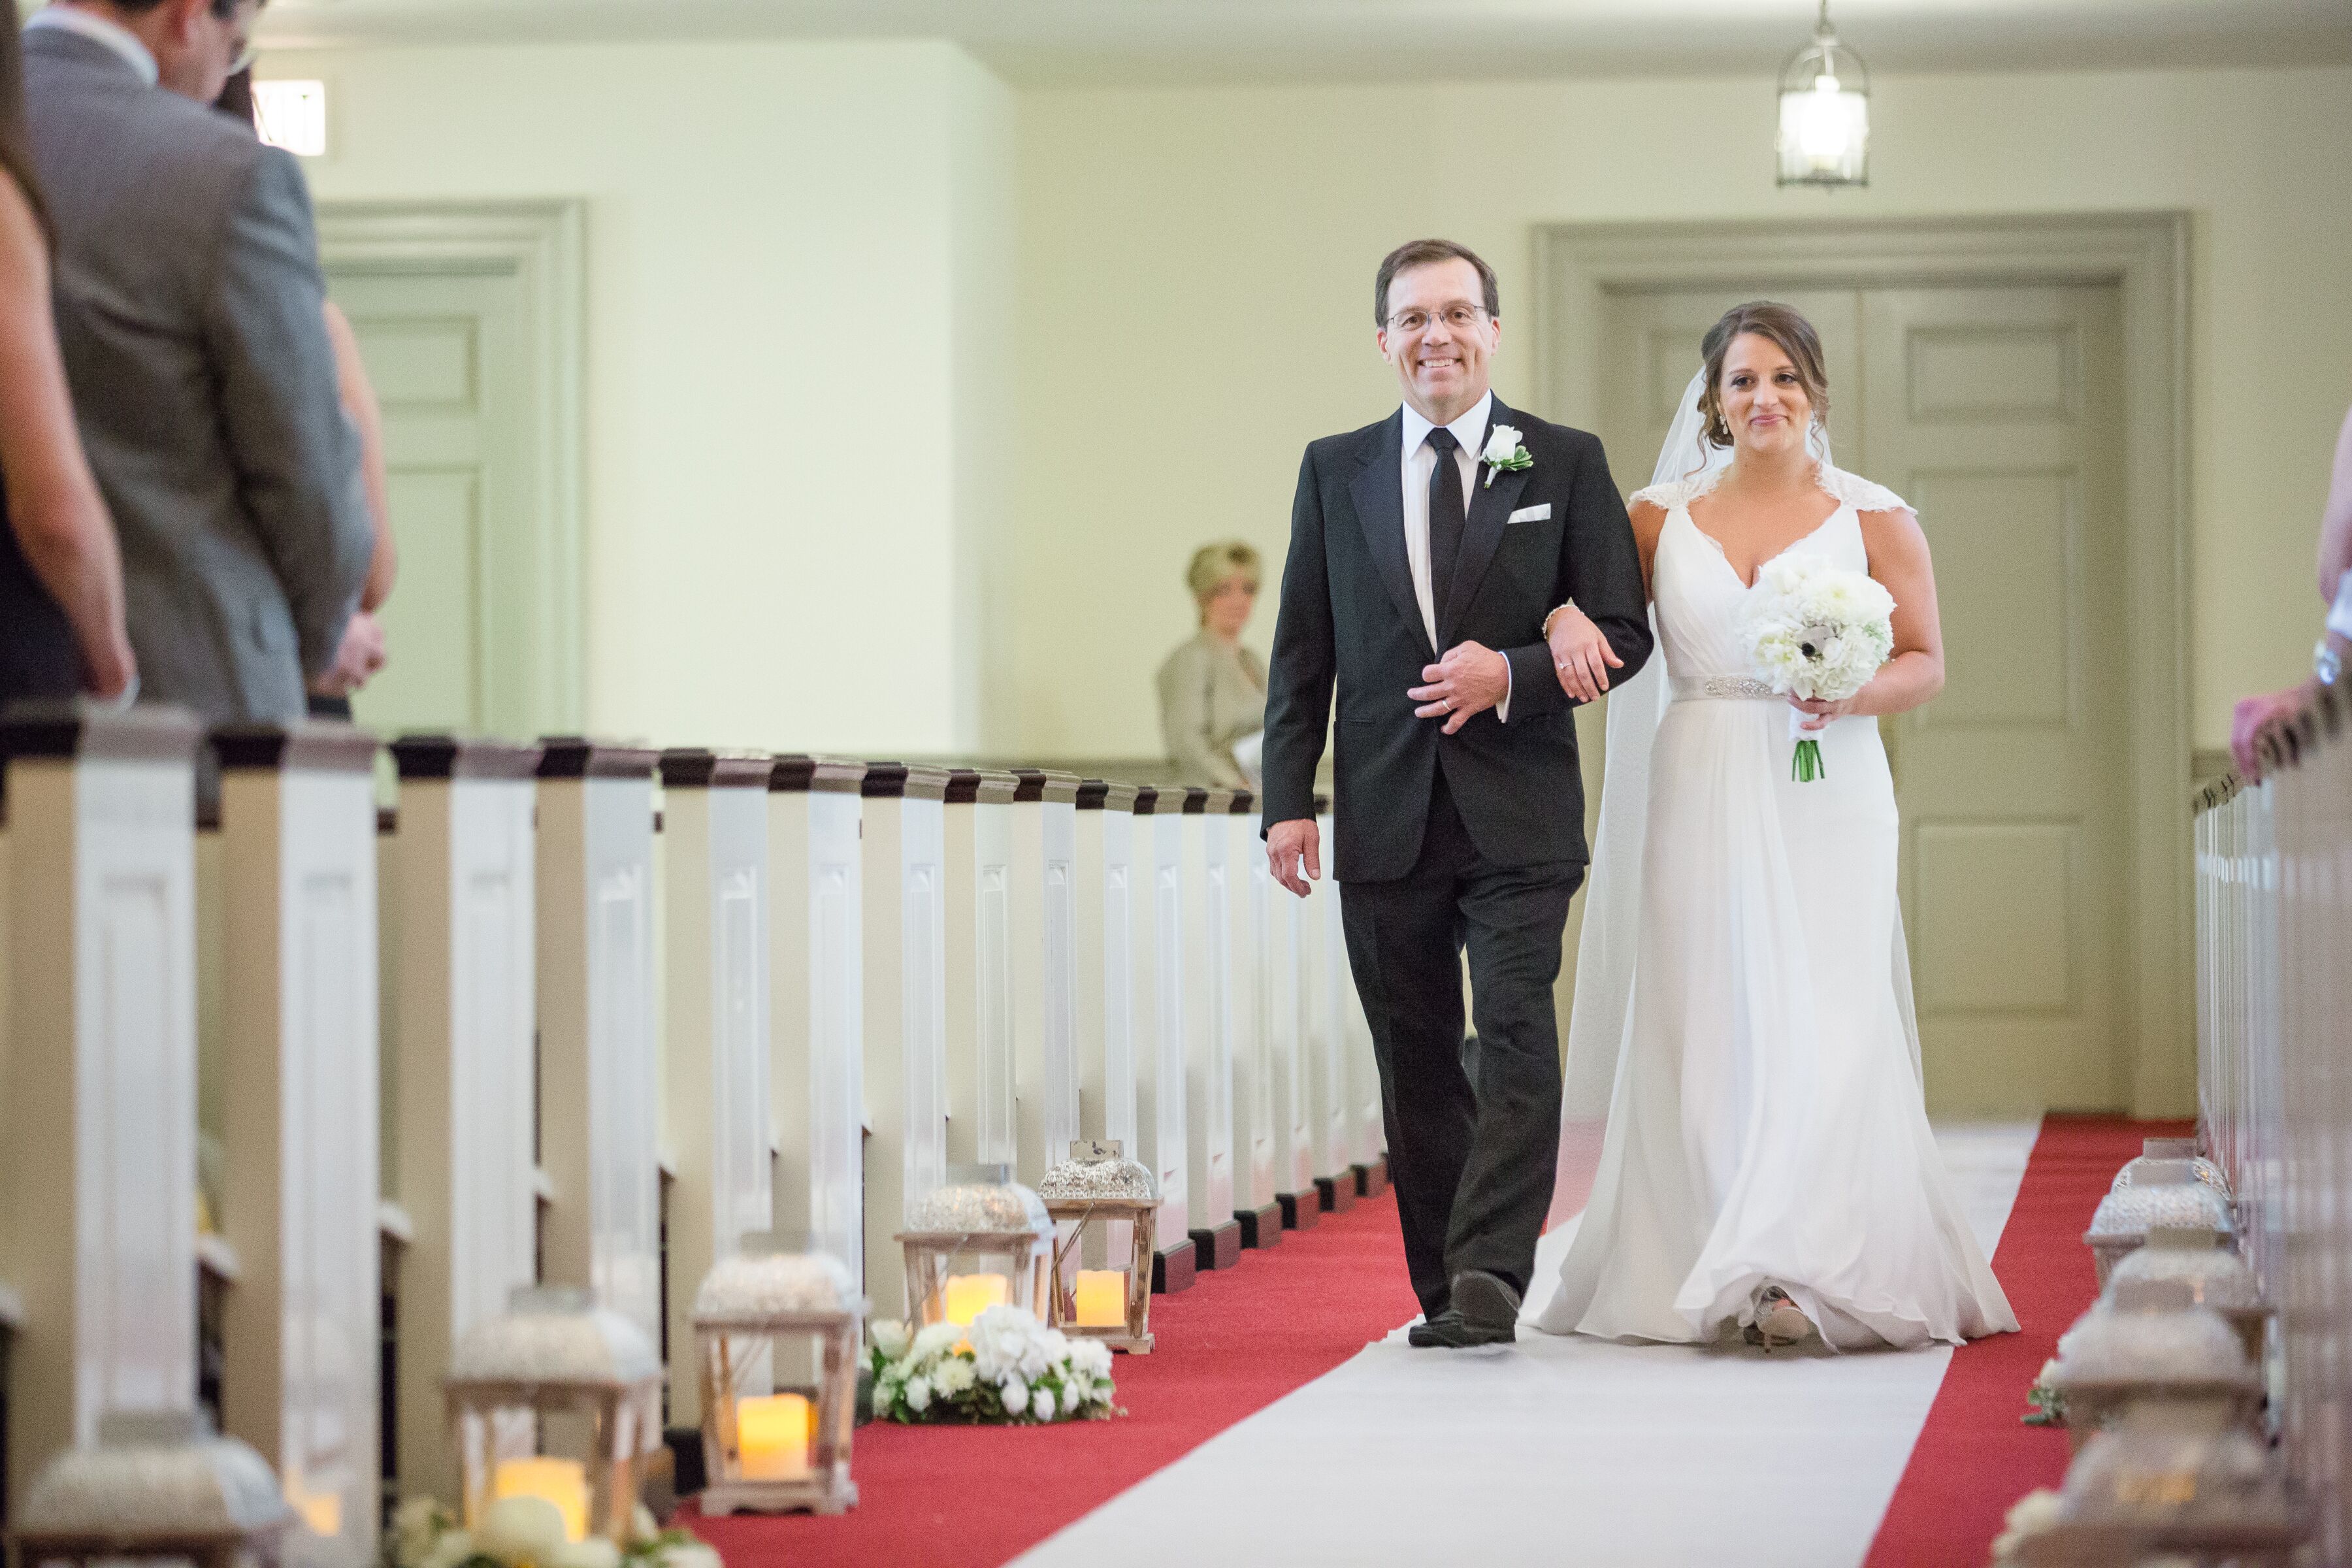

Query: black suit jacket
[[1260, 397, 1652, 881]]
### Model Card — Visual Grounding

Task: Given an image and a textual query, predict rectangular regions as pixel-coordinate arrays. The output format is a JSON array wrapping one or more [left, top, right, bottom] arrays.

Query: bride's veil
[[1547, 369, 1914, 1226]]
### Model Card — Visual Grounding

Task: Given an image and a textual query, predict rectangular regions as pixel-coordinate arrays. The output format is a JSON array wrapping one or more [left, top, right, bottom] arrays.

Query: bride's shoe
[[1743, 1284, 1815, 1352]]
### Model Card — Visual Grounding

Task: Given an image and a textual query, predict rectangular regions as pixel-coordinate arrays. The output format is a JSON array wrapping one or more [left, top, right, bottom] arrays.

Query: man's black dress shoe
[[1453, 1268, 1524, 1335], [1407, 1307, 1515, 1348]]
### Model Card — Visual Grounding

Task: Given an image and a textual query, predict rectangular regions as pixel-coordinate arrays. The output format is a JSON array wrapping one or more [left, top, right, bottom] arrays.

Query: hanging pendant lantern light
[[1776, 0, 1870, 189]]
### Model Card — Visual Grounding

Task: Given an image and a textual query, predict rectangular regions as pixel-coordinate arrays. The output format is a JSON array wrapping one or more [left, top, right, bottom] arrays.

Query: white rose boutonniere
[[1480, 425, 1533, 488]]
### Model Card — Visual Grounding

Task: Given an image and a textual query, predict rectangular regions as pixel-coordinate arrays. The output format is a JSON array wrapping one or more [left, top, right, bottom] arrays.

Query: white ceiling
[[255, 0, 2352, 84]]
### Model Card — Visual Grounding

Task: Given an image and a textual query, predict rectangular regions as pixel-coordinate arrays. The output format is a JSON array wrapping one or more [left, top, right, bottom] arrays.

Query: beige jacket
[[1157, 630, 1267, 788]]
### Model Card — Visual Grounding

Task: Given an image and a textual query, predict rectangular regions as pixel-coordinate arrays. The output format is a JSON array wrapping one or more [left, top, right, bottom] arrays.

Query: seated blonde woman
[[1157, 541, 1268, 788]]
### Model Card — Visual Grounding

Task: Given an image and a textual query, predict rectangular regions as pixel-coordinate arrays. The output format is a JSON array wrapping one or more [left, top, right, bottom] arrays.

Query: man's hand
[[2232, 683, 2314, 779], [310, 609, 387, 698], [1410, 640, 1509, 735], [1267, 818, 1320, 898], [1546, 604, 1622, 704]]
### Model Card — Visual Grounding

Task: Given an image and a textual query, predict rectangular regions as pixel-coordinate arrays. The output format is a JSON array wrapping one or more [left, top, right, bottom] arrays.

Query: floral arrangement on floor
[[868, 1305, 1121, 1424], [385, 1495, 720, 1568], [2022, 1356, 2066, 1426], [1987, 1488, 2063, 1566]]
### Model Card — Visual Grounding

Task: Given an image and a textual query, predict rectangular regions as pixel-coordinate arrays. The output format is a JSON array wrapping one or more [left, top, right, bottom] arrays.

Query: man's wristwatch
[[2315, 638, 2342, 688]]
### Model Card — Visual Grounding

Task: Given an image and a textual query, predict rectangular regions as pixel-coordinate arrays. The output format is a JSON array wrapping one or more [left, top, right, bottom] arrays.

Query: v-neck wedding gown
[[1533, 466, 2017, 1350]]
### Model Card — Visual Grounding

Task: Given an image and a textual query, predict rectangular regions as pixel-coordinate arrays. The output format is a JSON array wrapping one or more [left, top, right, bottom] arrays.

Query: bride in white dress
[[1530, 302, 2017, 1351]]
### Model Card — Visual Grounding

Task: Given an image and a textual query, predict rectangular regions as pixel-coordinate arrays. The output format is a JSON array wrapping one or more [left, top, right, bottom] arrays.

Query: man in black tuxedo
[[1260, 239, 1651, 1346]]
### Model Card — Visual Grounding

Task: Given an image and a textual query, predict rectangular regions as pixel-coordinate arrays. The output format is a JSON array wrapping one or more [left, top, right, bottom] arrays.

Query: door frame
[[1531, 213, 2192, 1118], [315, 199, 587, 736]]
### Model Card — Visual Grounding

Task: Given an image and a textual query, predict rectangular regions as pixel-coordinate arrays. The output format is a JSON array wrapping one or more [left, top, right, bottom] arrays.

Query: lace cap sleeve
[[1629, 474, 1712, 512], [1817, 465, 1913, 515]]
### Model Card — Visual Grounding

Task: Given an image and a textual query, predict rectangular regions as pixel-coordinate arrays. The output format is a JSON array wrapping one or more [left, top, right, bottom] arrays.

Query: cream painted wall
[[1012, 66, 2352, 758], [274, 38, 1015, 754]]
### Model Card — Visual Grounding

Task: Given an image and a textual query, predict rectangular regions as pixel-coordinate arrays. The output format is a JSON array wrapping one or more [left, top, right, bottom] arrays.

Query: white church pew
[[1179, 786, 1239, 1271], [658, 751, 776, 1430], [1226, 789, 1282, 1250], [1305, 796, 1358, 1213], [858, 763, 950, 1317], [766, 757, 868, 1291], [385, 734, 541, 1499], [942, 769, 1018, 1169], [1261, 818, 1318, 1233], [1322, 802, 1390, 1195], [0, 702, 205, 1506], [216, 723, 384, 1561], [532, 741, 662, 1355], [1008, 770, 1082, 1194], [1073, 779, 1141, 1267], [1129, 786, 1194, 1291]]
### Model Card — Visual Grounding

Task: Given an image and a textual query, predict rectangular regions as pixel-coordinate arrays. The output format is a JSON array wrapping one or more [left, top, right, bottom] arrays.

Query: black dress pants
[[1338, 768, 1582, 1320]]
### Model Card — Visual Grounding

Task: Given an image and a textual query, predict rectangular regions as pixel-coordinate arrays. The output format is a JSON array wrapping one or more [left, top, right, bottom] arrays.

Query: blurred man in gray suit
[[23, 0, 373, 724]]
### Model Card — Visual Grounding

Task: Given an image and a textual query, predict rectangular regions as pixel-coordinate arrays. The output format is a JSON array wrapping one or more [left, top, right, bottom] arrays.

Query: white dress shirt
[[25, 6, 161, 86], [1399, 390, 1511, 721]]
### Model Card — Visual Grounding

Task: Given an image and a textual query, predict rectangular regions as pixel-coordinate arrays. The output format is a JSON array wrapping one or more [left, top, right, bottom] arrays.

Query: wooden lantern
[[691, 1239, 863, 1516], [12, 1411, 293, 1568], [894, 1164, 1053, 1329], [1038, 1140, 1160, 1354], [445, 1287, 662, 1546]]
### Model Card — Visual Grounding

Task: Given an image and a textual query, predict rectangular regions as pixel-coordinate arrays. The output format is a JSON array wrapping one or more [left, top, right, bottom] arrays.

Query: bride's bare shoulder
[[1628, 497, 1669, 545]]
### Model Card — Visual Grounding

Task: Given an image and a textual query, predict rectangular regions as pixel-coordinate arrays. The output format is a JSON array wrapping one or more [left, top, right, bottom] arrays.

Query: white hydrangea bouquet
[[384, 1495, 718, 1568], [1736, 555, 1896, 783], [868, 1305, 1121, 1424]]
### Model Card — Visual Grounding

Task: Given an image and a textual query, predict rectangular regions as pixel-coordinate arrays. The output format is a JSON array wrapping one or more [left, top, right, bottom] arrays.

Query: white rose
[[935, 1357, 975, 1395], [872, 1319, 912, 1361], [904, 1375, 933, 1413], [1070, 1339, 1113, 1379], [1000, 1377, 1030, 1417], [479, 1497, 567, 1566], [913, 1322, 963, 1361], [1481, 425, 1522, 465], [548, 1540, 621, 1568], [1062, 1381, 1088, 1418]]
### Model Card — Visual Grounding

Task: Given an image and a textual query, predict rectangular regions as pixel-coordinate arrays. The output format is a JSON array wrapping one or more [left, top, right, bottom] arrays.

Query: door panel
[[1868, 284, 2129, 1112], [325, 268, 532, 739]]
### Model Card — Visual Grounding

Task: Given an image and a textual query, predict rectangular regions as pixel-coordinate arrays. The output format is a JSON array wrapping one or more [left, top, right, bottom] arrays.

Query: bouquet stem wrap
[[1788, 709, 1827, 783]]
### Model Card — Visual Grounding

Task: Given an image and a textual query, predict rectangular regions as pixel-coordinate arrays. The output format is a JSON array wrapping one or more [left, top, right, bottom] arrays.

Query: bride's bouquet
[[1736, 556, 1895, 783]]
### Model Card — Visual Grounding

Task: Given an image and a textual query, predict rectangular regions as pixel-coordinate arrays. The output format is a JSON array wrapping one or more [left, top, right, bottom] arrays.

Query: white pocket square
[[1507, 504, 1553, 524]]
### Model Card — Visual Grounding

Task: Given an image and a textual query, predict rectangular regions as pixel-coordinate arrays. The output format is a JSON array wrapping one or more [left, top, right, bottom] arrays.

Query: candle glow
[[941, 1272, 1011, 1326], [736, 1394, 813, 1481], [1073, 1269, 1126, 1328], [492, 1457, 590, 1543]]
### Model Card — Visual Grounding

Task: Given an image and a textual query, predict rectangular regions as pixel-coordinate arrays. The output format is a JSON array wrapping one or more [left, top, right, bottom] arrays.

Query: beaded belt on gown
[[1669, 674, 1780, 702]]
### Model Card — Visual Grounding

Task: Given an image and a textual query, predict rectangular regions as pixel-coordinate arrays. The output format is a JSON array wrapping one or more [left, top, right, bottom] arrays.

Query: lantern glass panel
[[899, 1164, 1054, 1324], [691, 1237, 863, 1516], [446, 1288, 661, 1546]]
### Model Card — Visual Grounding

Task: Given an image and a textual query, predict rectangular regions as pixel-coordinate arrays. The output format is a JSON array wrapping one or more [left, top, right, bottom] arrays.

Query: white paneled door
[[1601, 281, 2129, 1114]]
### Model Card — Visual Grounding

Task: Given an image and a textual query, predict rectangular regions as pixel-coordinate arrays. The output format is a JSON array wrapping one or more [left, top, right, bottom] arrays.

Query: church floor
[[691, 1118, 2174, 1568]]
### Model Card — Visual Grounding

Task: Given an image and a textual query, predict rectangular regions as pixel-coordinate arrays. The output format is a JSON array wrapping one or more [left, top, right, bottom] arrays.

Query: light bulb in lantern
[[1776, 2, 1870, 187]]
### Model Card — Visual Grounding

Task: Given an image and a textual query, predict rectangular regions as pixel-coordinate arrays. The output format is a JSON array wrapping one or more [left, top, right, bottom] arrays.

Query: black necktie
[[1426, 427, 1465, 631]]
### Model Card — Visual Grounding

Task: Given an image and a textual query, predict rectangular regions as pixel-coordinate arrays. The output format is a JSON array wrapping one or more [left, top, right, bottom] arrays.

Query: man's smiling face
[[1378, 257, 1499, 426]]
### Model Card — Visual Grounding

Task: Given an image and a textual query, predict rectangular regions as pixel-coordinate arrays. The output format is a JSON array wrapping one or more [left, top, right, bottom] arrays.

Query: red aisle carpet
[[1863, 1115, 2193, 1568], [688, 1192, 1418, 1568]]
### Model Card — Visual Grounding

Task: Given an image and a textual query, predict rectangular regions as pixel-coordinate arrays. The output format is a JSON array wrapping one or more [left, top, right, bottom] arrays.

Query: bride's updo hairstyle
[[1697, 301, 1830, 448]]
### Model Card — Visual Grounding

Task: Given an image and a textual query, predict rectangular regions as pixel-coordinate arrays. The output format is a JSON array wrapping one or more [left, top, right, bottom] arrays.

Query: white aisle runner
[[1017, 1121, 2038, 1568]]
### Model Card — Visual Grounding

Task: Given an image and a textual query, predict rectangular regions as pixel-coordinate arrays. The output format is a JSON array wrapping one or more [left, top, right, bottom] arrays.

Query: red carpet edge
[[1861, 1116, 2193, 1568]]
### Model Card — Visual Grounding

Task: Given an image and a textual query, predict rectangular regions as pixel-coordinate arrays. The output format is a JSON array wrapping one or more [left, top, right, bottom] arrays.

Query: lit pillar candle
[[941, 1272, 1011, 1326], [736, 1394, 812, 1481], [1073, 1269, 1126, 1328], [493, 1457, 591, 1543]]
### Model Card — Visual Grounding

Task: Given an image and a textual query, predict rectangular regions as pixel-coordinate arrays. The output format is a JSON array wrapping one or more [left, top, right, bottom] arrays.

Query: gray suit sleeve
[[205, 146, 372, 678]]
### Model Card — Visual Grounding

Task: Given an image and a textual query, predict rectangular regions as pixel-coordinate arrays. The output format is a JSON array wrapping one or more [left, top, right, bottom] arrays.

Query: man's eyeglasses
[[1386, 304, 1490, 335]]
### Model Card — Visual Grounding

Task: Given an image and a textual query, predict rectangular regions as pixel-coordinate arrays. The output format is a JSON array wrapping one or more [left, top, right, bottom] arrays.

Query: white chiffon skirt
[[1534, 696, 2017, 1350]]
